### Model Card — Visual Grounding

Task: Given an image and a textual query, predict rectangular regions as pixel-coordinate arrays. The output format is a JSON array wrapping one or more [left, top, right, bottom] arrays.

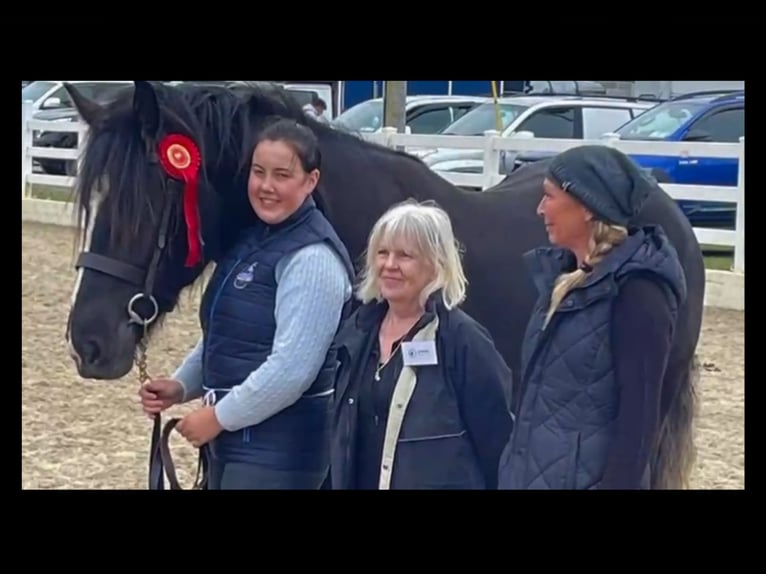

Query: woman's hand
[[138, 378, 185, 417], [176, 406, 224, 447]]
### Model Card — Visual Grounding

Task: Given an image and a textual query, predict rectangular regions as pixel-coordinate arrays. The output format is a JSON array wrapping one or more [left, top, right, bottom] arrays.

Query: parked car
[[513, 90, 745, 229], [416, 94, 656, 180], [26, 81, 136, 175], [331, 94, 491, 135], [22, 80, 134, 112], [611, 89, 745, 229]]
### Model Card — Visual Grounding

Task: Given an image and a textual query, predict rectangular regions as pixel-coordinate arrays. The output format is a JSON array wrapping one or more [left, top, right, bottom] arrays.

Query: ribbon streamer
[[158, 134, 203, 267]]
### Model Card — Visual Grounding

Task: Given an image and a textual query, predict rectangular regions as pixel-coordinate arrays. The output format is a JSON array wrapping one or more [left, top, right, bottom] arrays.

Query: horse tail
[[650, 353, 700, 489]]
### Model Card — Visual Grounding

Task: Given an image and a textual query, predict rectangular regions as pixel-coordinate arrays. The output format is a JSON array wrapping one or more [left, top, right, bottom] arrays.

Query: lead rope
[[136, 329, 150, 387], [135, 323, 166, 490], [136, 323, 208, 490]]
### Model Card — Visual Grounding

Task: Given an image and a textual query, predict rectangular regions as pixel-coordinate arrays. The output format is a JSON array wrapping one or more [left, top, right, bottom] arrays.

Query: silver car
[[416, 94, 656, 179]]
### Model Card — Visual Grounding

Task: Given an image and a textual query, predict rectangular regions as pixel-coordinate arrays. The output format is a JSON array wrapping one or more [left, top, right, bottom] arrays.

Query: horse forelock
[[73, 110, 178, 258]]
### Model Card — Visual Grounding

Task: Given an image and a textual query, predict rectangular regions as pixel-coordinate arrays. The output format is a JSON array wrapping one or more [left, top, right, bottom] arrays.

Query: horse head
[[64, 80, 228, 380]]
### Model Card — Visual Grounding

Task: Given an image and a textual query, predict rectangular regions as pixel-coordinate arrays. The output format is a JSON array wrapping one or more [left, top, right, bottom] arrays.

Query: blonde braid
[[543, 222, 628, 329]]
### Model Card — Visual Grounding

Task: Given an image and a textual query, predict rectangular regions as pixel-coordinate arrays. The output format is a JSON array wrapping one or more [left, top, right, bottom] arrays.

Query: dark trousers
[[208, 455, 328, 489]]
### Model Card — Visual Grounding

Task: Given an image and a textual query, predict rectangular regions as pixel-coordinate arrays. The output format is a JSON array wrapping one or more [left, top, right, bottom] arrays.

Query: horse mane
[[72, 80, 422, 254]]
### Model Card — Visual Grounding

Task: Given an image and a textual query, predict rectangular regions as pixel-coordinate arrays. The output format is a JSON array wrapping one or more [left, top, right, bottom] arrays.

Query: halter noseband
[[73, 195, 171, 328]]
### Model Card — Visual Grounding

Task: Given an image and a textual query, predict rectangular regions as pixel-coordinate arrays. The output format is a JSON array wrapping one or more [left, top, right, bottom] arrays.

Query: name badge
[[401, 340, 438, 366]]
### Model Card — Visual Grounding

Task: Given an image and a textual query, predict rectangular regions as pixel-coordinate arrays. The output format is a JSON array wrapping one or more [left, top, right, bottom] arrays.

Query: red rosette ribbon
[[158, 134, 203, 267]]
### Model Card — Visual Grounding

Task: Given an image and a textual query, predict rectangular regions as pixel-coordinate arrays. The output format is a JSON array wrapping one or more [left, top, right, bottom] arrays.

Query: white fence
[[363, 127, 745, 274], [21, 102, 745, 276]]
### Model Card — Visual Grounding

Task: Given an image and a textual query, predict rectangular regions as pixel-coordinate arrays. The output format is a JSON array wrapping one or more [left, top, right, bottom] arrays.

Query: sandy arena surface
[[21, 221, 745, 490]]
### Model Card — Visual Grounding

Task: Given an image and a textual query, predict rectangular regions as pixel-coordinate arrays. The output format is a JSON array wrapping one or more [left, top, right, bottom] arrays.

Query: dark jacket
[[497, 225, 687, 489], [199, 196, 355, 471], [330, 292, 515, 489]]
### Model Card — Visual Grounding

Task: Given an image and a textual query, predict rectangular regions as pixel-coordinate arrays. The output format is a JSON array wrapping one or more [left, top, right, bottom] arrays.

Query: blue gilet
[[199, 196, 355, 471]]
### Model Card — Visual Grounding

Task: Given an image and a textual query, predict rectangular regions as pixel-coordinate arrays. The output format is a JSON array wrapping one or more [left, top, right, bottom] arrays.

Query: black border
[[17, 33, 753, 542]]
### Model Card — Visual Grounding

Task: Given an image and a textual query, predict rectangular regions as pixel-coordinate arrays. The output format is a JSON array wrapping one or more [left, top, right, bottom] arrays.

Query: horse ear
[[63, 82, 105, 126], [133, 81, 160, 139]]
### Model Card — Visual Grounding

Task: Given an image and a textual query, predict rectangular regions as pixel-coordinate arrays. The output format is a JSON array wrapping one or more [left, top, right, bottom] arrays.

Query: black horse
[[63, 80, 706, 489]]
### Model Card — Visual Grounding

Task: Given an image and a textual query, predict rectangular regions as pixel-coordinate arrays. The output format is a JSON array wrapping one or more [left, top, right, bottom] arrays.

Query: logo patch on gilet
[[233, 262, 257, 290]]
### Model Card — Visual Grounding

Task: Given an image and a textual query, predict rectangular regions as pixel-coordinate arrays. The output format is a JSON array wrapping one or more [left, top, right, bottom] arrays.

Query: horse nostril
[[82, 339, 101, 365]]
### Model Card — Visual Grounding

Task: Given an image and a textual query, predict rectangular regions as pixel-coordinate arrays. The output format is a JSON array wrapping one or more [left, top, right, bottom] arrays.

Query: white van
[[280, 83, 336, 121]]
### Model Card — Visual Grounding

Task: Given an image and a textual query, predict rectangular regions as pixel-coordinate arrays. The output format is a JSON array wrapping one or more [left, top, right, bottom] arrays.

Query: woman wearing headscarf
[[498, 145, 691, 490], [330, 200, 514, 489]]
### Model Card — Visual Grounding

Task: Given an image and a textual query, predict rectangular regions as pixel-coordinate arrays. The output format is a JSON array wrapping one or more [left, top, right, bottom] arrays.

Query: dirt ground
[[21, 221, 745, 490]]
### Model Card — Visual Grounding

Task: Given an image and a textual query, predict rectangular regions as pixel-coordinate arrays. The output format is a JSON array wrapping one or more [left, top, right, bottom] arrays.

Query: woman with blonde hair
[[329, 199, 514, 489], [498, 144, 691, 490]]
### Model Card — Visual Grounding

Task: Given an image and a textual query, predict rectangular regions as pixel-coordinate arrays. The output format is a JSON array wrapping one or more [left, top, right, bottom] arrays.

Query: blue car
[[612, 90, 744, 229], [511, 90, 745, 229]]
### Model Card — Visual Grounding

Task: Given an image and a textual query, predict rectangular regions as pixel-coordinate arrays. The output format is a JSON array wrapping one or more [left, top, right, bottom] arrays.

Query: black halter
[[69, 173, 207, 490], [75, 192, 172, 326], [68, 145, 174, 332]]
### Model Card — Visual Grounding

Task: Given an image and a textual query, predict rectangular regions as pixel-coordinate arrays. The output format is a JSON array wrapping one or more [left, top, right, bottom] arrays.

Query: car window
[[332, 100, 383, 132], [44, 83, 130, 108], [441, 102, 529, 135], [451, 104, 475, 123], [581, 106, 635, 138], [516, 106, 575, 138], [285, 89, 316, 108], [286, 88, 332, 116], [686, 107, 744, 142], [408, 107, 453, 134], [22, 81, 56, 103], [44, 86, 69, 105], [615, 101, 706, 140]]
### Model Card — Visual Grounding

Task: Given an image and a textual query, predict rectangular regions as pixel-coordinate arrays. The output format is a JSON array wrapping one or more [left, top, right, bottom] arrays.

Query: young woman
[[139, 119, 355, 489]]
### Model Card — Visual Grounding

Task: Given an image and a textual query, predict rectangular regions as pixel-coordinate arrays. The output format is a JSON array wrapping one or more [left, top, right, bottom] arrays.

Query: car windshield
[[22, 81, 56, 103], [615, 101, 706, 140], [332, 100, 384, 132], [441, 102, 529, 135]]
